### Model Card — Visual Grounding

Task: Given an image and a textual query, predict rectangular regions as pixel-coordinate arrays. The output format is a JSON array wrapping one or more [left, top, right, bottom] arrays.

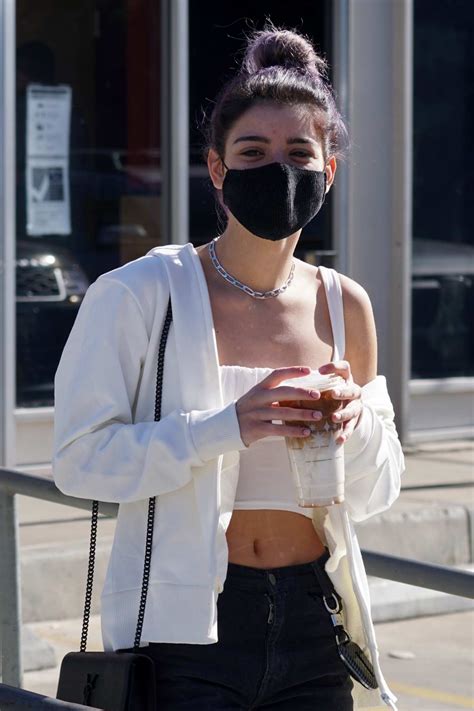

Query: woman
[[53, 24, 404, 710]]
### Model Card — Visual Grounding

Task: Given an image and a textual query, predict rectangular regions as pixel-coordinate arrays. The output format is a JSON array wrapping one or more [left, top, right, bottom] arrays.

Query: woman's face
[[208, 101, 336, 190]]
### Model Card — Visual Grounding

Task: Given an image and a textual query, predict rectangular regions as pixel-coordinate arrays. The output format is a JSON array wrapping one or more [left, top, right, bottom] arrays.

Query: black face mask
[[221, 161, 327, 241]]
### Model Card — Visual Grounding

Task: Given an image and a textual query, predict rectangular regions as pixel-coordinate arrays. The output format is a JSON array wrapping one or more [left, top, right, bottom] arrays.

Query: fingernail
[[333, 413, 341, 420], [312, 411, 322, 419], [333, 389, 341, 397], [310, 390, 320, 399], [303, 428, 311, 435]]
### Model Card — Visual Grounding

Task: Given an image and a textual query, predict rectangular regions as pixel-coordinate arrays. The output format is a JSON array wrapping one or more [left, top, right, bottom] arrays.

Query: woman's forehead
[[228, 103, 323, 144]]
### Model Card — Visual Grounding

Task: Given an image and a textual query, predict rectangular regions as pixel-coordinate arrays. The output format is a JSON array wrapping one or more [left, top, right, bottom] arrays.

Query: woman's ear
[[324, 156, 337, 193], [207, 148, 226, 190]]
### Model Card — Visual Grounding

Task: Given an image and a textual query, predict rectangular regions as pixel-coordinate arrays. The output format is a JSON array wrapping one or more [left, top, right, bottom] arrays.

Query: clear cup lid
[[279, 371, 346, 392]]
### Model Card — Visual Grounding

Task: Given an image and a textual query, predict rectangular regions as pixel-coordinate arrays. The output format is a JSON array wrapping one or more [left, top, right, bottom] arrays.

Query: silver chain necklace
[[207, 236, 296, 299]]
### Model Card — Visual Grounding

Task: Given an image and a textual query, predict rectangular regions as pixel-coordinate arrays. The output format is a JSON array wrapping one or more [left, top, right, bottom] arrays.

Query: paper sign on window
[[26, 84, 72, 236]]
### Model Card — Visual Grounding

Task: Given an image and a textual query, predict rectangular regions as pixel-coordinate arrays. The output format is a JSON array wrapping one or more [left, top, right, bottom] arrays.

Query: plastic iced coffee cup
[[278, 371, 346, 507]]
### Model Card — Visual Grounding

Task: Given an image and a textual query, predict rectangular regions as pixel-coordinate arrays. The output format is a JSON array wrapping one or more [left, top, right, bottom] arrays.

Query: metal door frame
[[161, 0, 189, 245], [0, 0, 16, 469]]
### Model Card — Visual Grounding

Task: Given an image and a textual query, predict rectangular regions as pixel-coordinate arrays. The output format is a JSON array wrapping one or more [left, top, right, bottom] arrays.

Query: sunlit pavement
[[375, 609, 473, 709]]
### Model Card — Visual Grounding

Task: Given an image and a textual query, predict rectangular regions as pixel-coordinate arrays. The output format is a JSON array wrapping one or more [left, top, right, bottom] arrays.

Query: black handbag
[[311, 555, 379, 690], [56, 297, 173, 711]]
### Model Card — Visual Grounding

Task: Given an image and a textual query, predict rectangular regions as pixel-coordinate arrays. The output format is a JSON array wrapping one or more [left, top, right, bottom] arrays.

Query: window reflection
[[412, 0, 474, 379], [412, 241, 473, 378], [15, 0, 162, 407]]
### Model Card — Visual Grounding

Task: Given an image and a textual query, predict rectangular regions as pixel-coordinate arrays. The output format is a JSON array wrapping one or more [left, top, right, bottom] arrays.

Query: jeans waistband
[[224, 547, 334, 595]]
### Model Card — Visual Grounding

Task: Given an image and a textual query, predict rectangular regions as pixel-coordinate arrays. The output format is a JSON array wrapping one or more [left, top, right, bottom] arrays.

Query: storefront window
[[412, 0, 474, 379], [188, 0, 334, 260], [15, 0, 162, 407]]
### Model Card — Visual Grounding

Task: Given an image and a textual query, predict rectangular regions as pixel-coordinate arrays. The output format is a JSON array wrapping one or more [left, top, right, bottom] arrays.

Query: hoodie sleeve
[[52, 276, 247, 504], [342, 375, 406, 523]]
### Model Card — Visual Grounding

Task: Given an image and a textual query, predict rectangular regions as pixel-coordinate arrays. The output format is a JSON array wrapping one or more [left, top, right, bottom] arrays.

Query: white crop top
[[219, 265, 345, 520]]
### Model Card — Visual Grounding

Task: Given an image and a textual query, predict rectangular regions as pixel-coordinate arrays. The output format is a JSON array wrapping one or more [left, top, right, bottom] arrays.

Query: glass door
[[15, 0, 162, 408], [412, 0, 474, 380]]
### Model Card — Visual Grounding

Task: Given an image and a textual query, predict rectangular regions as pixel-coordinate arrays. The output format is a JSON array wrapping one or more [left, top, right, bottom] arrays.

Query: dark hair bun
[[201, 20, 350, 171], [241, 25, 328, 80]]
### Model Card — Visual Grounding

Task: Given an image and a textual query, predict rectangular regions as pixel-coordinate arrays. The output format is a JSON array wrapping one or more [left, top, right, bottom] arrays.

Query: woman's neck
[[212, 222, 299, 294]]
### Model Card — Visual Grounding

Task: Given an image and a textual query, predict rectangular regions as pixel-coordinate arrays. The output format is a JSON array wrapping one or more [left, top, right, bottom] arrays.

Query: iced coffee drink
[[278, 371, 346, 507]]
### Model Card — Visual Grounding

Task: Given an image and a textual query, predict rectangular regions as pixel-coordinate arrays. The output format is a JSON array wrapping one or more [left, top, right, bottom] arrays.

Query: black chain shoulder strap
[[80, 296, 173, 653]]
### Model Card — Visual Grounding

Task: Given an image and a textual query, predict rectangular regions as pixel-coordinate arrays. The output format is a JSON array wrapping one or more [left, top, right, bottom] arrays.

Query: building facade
[[1, 0, 473, 471]]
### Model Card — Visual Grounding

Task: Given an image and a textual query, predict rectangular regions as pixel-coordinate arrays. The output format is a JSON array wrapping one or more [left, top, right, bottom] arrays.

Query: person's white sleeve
[[52, 276, 247, 503], [342, 375, 406, 522]]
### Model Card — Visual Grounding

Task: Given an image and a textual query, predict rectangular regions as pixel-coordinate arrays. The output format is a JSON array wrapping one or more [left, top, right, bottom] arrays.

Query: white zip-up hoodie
[[53, 242, 405, 710]]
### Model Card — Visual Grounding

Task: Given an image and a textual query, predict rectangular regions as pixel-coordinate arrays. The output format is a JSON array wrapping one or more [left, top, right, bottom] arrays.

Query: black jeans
[[120, 548, 353, 709]]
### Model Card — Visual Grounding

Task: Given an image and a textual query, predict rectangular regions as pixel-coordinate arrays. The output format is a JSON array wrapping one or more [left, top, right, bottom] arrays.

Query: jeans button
[[268, 573, 276, 585]]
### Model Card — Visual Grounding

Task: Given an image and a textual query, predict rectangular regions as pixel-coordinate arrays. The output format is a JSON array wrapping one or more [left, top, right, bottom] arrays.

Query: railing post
[[0, 491, 23, 687]]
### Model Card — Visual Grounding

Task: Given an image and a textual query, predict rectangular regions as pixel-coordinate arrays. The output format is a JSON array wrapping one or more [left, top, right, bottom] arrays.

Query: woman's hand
[[235, 366, 322, 448], [318, 360, 363, 444]]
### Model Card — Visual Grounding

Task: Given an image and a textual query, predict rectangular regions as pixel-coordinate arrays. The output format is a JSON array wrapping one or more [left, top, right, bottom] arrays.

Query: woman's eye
[[291, 151, 312, 158], [240, 149, 263, 157]]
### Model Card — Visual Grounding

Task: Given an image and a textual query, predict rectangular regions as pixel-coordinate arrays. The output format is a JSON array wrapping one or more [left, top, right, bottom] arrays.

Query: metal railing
[[1, 466, 473, 707], [0, 682, 100, 709]]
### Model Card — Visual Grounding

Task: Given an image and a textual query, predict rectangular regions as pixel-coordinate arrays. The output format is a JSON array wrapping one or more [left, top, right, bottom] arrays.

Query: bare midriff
[[195, 244, 330, 569], [225, 509, 327, 568]]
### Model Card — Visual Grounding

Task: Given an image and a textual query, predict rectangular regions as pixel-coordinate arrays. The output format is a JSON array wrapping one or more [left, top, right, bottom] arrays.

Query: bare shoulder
[[338, 272, 373, 317], [337, 272, 378, 383]]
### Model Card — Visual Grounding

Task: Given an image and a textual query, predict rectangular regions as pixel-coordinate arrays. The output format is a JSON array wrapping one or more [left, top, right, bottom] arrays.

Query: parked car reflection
[[16, 240, 90, 407]]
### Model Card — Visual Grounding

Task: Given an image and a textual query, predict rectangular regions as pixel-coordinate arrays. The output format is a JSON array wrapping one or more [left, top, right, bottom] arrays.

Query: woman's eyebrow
[[232, 135, 317, 146], [287, 137, 317, 145], [232, 135, 271, 145]]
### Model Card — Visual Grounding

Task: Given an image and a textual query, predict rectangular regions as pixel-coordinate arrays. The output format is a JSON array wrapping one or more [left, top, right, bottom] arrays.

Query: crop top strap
[[318, 265, 346, 362]]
